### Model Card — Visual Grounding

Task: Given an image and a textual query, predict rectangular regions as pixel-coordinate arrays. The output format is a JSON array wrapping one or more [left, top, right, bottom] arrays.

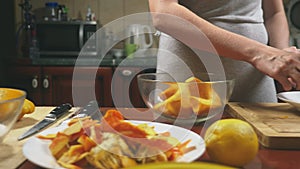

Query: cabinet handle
[[43, 76, 49, 89], [31, 76, 38, 89], [122, 70, 133, 76]]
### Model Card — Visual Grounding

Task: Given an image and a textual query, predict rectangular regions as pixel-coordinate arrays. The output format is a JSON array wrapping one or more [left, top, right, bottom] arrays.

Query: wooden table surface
[[3, 106, 300, 169]]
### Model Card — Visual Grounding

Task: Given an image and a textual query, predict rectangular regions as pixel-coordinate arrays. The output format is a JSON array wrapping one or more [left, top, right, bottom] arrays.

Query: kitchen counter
[[3, 104, 300, 169], [31, 56, 157, 67], [10, 54, 157, 67], [0, 107, 79, 169], [28, 47, 158, 67]]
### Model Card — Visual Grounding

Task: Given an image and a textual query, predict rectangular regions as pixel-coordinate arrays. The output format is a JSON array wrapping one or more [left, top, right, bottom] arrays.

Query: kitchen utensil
[[0, 88, 26, 142], [227, 102, 300, 149], [18, 103, 72, 140], [61, 100, 101, 125]]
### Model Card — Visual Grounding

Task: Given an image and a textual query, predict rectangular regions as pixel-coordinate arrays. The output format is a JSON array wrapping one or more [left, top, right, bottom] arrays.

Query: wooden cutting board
[[227, 102, 300, 149], [0, 107, 78, 169]]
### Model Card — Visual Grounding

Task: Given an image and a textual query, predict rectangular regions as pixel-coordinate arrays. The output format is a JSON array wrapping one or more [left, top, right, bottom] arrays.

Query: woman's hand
[[253, 48, 300, 91], [283, 46, 300, 53]]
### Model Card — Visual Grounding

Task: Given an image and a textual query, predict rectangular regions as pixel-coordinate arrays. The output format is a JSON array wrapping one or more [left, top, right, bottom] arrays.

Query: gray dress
[[156, 0, 277, 102]]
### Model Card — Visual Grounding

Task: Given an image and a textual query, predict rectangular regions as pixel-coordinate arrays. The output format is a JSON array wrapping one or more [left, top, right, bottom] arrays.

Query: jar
[[44, 2, 58, 21]]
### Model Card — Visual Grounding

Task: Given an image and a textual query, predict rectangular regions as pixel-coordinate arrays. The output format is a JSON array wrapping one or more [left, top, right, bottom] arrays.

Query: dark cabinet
[[112, 67, 145, 108], [112, 67, 156, 108], [43, 67, 113, 107], [10, 64, 154, 107], [10, 66, 113, 107], [10, 66, 43, 105]]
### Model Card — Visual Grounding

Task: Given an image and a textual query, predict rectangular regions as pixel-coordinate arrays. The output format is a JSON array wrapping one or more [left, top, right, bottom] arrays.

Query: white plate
[[23, 121, 205, 169], [277, 91, 300, 111]]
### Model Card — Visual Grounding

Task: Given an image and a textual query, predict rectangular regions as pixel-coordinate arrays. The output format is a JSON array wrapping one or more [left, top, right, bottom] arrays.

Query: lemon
[[18, 99, 35, 120], [204, 119, 258, 167]]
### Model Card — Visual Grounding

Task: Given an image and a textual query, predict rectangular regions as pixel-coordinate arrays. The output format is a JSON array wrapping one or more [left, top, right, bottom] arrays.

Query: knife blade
[[59, 100, 101, 126], [70, 100, 101, 120], [18, 103, 72, 141]]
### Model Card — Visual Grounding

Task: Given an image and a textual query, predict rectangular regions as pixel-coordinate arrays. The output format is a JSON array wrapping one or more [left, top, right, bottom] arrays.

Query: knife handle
[[46, 103, 72, 119]]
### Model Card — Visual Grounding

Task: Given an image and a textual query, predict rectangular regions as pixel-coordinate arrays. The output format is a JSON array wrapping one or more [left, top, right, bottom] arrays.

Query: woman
[[148, 0, 300, 102]]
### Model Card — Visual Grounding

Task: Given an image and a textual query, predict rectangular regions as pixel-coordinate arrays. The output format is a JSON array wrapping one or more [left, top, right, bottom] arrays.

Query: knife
[[59, 100, 101, 126], [69, 100, 101, 120], [18, 103, 72, 141]]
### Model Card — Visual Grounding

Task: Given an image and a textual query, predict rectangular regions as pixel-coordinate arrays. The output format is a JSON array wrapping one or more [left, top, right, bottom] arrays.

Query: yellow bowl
[[137, 73, 235, 124], [0, 88, 26, 142]]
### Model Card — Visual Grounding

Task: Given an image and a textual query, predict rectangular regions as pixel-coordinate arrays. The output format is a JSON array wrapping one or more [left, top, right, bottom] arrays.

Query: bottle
[[57, 5, 62, 21], [20, 29, 31, 57], [86, 7, 92, 21], [44, 2, 58, 21], [61, 5, 68, 21], [91, 12, 96, 21], [29, 30, 39, 59]]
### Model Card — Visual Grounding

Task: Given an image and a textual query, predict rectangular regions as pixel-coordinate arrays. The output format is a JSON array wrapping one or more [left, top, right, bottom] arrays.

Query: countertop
[[2, 104, 300, 169], [0, 107, 79, 169], [31, 56, 157, 67], [12, 50, 157, 67]]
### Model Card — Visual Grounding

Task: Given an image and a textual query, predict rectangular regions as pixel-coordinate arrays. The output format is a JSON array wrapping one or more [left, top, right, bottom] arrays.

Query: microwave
[[35, 21, 98, 59]]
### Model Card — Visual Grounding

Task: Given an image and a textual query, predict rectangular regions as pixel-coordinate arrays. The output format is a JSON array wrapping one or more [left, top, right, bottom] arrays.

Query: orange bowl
[[0, 88, 26, 142], [137, 73, 235, 124]]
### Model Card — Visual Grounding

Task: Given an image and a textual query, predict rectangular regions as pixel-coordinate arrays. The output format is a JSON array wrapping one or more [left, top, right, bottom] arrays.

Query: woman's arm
[[148, 0, 300, 90], [149, 0, 267, 63], [263, 0, 290, 49]]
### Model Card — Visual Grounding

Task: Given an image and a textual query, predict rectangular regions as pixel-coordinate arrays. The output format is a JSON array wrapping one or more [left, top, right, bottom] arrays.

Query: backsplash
[[15, 0, 150, 28], [14, 0, 159, 52]]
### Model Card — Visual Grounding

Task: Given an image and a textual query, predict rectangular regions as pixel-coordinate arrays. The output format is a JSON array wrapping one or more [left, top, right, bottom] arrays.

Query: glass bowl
[[137, 73, 235, 124], [0, 88, 26, 142]]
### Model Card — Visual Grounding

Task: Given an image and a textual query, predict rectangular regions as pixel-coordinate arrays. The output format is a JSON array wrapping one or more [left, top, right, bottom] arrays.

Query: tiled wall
[[15, 0, 150, 27], [14, 0, 159, 49]]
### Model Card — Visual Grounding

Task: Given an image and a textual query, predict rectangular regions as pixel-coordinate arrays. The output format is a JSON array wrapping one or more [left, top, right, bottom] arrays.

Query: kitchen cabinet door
[[42, 66, 113, 107], [10, 66, 43, 105], [112, 67, 153, 108]]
